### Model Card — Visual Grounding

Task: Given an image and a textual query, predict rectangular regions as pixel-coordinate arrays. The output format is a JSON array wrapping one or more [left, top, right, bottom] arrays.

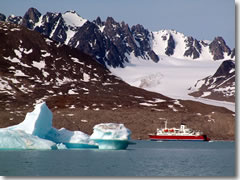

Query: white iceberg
[[0, 129, 56, 150], [90, 123, 132, 150], [7, 102, 52, 138], [45, 128, 98, 149]]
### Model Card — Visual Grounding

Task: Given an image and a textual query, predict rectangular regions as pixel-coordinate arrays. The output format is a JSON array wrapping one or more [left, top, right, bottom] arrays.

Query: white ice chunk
[[46, 128, 94, 144], [0, 129, 56, 150], [7, 102, 52, 138], [90, 123, 132, 149], [45, 128, 98, 149], [90, 123, 131, 140]]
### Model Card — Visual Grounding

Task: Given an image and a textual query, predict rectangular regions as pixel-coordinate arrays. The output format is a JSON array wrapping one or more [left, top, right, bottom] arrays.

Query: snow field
[[109, 52, 234, 111]]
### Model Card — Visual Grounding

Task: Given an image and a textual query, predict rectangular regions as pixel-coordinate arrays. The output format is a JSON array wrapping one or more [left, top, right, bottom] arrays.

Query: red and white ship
[[149, 121, 210, 141]]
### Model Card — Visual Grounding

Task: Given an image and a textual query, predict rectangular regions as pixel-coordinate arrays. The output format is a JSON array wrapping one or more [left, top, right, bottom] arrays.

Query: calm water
[[0, 140, 235, 176]]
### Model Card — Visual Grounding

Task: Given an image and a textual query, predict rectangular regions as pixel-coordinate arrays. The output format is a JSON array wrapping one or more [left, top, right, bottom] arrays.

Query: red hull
[[149, 135, 210, 141]]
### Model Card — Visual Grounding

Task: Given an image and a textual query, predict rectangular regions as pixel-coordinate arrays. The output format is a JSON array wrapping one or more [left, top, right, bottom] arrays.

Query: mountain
[[0, 21, 235, 140], [0, 8, 235, 68], [189, 60, 235, 102]]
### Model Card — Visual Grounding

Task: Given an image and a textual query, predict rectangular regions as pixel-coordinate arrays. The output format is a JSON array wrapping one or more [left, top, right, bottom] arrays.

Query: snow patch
[[14, 70, 28, 77], [201, 91, 212, 97], [139, 102, 157, 107], [32, 61, 46, 70], [63, 11, 87, 27], [83, 73, 90, 82]]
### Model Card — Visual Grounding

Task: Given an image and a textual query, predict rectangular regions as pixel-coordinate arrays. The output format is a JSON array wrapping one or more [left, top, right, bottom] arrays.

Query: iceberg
[[0, 129, 56, 150], [0, 102, 134, 150], [1, 102, 97, 150], [7, 102, 52, 138], [90, 123, 132, 150], [45, 128, 98, 149]]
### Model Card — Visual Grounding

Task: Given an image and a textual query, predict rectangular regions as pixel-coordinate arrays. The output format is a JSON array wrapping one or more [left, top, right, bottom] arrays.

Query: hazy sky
[[1, 0, 235, 48]]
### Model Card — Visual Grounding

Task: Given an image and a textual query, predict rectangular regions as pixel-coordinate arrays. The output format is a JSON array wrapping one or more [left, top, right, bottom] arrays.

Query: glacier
[[0, 102, 132, 150], [109, 52, 235, 112], [90, 123, 132, 150]]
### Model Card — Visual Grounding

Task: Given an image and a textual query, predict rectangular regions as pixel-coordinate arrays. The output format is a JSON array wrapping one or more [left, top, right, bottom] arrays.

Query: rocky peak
[[0, 13, 6, 21], [105, 16, 117, 25], [68, 21, 108, 65], [1, 8, 235, 67], [131, 24, 150, 49], [209, 36, 231, 60], [35, 12, 67, 43], [184, 36, 202, 59], [7, 15, 22, 25], [104, 17, 122, 38], [21, 7, 41, 29], [93, 16, 103, 26]]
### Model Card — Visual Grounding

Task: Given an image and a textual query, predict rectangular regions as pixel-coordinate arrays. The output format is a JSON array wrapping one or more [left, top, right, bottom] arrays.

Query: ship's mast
[[165, 120, 167, 129]]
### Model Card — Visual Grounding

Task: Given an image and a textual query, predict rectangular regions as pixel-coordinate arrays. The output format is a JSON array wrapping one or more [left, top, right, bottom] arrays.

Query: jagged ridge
[[0, 8, 235, 68]]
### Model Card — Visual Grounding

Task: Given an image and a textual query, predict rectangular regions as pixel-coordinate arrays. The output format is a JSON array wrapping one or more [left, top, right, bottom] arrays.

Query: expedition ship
[[149, 121, 210, 141]]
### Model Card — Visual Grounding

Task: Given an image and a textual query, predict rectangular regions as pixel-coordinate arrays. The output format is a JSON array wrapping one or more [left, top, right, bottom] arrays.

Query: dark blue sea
[[0, 140, 235, 176]]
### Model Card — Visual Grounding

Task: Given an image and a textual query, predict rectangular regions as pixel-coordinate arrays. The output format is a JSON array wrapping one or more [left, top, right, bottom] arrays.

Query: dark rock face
[[209, 37, 231, 60], [69, 21, 109, 66], [0, 13, 6, 21], [213, 60, 235, 77], [69, 17, 158, 67], [184, 37, 202, 59], [36, 12, 67, 43], [231, 48, 235, 59], [7, 15, 22, 25], [189, 60, 235, 102], [147, 50, 159, 62], [131, 24, 159, 62], [21, 7, 41, 29], [165, 34, 175, 56]]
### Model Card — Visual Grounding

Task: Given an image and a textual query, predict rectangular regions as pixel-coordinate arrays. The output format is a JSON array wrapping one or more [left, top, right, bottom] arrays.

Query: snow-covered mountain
[[0, 8, 235, 68], [0, 21, 235, 140], [0, 7, 235, 107]]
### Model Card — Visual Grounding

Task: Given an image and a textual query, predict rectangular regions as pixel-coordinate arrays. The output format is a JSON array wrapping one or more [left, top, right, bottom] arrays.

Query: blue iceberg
[[6, 102, 52, 139], [0, 102, 95, 150], [0, 102, 134, 150], [90, 123, 132, 150], [45, 128, 98, 149], [0, 129, 56, 150]]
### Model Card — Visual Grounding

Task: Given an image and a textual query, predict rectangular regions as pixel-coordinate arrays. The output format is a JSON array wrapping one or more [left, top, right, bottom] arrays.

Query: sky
[[0, 0, 235, 49]]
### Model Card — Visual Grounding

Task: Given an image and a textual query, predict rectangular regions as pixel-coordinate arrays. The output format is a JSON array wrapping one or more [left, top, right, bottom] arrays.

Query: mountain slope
[[0, 21, 235, 140], [189, 60, 235, 102]]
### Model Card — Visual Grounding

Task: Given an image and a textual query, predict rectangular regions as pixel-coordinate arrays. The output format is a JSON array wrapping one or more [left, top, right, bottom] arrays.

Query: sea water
[[0, 140, 235, 176]]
